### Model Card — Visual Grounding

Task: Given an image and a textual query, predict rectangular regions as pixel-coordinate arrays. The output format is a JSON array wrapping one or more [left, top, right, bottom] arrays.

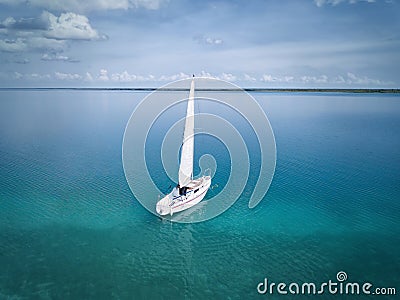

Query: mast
[[178, 79, 195, 187]]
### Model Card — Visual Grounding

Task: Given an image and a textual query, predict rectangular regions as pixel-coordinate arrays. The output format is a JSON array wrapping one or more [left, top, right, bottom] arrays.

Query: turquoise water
[[0, 90, 399, 299]]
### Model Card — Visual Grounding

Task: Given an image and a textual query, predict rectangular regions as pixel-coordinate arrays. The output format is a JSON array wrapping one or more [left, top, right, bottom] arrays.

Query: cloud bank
[[0, 10, 105, 56], [5, 70, 392, 87]]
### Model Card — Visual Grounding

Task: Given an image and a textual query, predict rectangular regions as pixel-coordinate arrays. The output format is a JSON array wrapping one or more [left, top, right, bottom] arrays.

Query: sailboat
[[156, 76, 211, 216]]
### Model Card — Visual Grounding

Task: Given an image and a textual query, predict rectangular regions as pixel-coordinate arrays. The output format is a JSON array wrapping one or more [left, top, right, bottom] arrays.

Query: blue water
[[0, 90, 399, 299]]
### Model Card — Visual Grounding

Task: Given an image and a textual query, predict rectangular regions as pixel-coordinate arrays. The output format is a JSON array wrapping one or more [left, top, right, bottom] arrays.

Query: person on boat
[[179, 185, 187, 196], [173, 185, 180, 197]]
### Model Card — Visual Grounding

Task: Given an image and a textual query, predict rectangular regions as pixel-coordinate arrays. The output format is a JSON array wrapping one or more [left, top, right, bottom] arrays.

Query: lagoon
[[0, 90, 399, 299]]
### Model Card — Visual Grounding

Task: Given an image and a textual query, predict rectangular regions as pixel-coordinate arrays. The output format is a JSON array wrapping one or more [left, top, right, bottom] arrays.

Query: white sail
[[178, 79, 195, 187], [156, 77, 212, 217]]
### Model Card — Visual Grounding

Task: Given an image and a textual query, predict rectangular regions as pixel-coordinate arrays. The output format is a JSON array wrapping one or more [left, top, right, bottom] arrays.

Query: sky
[[0, 0, 399, 88]]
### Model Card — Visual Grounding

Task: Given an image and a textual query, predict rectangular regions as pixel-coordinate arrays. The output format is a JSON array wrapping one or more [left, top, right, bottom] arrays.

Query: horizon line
[[0, 87, 399, 93]]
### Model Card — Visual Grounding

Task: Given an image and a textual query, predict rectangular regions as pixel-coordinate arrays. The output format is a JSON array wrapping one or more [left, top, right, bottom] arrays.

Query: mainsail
[[155, 77, 212, 217], [178, 79, 195, 187]]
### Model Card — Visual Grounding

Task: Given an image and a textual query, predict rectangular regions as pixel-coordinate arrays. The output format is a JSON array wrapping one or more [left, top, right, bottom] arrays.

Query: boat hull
[[156, 175, 211, 216]]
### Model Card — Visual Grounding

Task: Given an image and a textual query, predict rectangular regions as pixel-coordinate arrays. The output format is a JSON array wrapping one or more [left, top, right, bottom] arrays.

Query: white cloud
[[13, 71, 23, 79], [206, 38, 223, 45], [0, 0, 166, 12], [41, 11, 103, 41], [130, 0, 165, 10], [158, 72, 191, 81], [219, 73, 237, 81], [300, 75, 328, 84], [80, 70, 237, 83], [54, 71, 82, 80], [0, 11, 101, 54], [38, 0, 130, 11], [0, 36, 66, 53], [1, 16, 16, 27], [98, 69, 109, 81], [0, 38, 27, 52], [261, 74, 275, 82], [29, 73, 51, 80], [194, 71, 236, 80], [194, 35, 224, 46], [28, 36, 66, 51], [11, 71, 51, 80], [41, 53, 79, 62], [111, 70, 135, 82], [4, 69, 394, 87], [111, 71, 157, 82], [243, 74, 257, 81], [314, 0, 376, 7], [197, 71, 214, 78], [84, 72, 94, 82], [261, 74, 295, 83], [345, 72, 391, 85], [12, 71, 81, 82], [0, 12, 102, 41], [259, 72, 390, 86], [333, 75, 346, 84], [95, 71, 236, 83]]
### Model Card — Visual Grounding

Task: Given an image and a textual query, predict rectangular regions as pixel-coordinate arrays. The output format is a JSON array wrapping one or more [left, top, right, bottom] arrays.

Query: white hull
[[156, 175, 211, 216]]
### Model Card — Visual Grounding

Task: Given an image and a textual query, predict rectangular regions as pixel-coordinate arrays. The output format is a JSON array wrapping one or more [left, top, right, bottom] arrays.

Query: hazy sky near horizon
[[0, 0, 399, 87]]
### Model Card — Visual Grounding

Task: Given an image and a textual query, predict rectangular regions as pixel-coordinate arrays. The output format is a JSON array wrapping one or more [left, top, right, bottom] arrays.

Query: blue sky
[[0, 0, 399, 87]]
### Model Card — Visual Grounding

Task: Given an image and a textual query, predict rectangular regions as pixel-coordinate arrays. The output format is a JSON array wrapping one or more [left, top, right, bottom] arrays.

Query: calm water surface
[[0, 90, 399, 299]]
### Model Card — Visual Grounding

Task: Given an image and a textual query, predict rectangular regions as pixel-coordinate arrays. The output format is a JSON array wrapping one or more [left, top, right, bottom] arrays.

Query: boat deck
[[186, 176, 210, 189]]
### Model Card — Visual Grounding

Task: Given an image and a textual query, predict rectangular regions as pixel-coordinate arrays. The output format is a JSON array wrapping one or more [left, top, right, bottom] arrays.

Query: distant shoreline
[[0, 87, 399, 93]]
